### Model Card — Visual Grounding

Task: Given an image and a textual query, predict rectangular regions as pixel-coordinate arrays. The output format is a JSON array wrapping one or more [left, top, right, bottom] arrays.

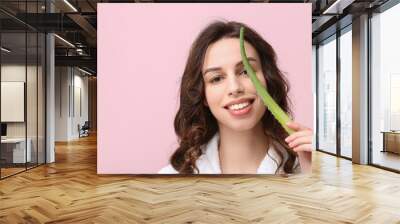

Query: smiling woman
[[158, 21, 313, 174]]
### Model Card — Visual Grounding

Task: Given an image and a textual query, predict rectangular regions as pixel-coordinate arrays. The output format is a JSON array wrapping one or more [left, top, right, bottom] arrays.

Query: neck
[[218, 122, 269, 174]]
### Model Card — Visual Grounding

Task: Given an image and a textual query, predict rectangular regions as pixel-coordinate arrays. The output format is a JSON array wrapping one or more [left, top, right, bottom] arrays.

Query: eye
[[240, 69, 249, 76], [210, 75, 223, 84]]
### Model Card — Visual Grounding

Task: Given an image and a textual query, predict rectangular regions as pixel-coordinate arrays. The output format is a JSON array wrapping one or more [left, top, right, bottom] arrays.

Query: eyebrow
[[203, 57, 257, 76]]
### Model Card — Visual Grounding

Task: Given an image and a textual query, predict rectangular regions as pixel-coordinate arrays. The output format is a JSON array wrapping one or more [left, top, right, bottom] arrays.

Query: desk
[[1, 138, 32, 163], [381, 131, 400, 154]]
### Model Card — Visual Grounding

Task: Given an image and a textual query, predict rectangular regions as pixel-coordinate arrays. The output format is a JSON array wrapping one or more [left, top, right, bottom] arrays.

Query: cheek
[[258, 73, 267, 86], [204, 86, 224, 107], [244, 73, 267, 92]]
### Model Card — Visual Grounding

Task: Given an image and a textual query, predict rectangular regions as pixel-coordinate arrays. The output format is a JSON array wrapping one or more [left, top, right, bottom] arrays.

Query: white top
[[158, 132, 300, 174]]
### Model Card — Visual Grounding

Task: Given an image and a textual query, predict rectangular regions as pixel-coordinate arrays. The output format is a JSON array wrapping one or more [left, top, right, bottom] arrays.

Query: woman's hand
[[285, 121, 313, 173]]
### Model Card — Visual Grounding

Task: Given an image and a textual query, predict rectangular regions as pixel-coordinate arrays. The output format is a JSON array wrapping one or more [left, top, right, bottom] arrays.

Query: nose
[[227, 74, 244, 97]]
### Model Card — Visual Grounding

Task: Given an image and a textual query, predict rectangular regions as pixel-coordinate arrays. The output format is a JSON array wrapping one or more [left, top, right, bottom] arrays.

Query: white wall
[[55, 67, 89, 141], [55, 66, 70, 141], [72, 73, 89, 138], [1, 65, 42, 137]]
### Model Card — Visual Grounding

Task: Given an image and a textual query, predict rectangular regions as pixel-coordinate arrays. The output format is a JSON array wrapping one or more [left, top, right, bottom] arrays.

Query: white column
[[352, 14, 369, 164], [46, 33, 55, 163], [46, 1, 55, 163]]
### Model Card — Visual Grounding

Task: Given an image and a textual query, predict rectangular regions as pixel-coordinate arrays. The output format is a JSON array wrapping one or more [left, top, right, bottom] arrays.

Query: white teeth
[[228, 101, 251, 110]]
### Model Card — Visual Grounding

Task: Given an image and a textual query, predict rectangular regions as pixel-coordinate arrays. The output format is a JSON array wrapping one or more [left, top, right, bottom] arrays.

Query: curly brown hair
[[170, 21, 298, 174]]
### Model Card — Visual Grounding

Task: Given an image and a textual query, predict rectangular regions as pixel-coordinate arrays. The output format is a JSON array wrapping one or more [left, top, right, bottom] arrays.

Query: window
[[339, 27, 352, 158], [317, 35, 337, 154], [370, 2, 400, 171]]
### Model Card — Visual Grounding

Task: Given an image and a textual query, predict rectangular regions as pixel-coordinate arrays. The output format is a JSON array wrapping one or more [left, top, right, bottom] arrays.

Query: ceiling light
[[54, 34, 75, 48], [63, 0, 78, 12], [322, 0, 354, 15], [78, 67, 93, 76], [1, 47, 11, 53]]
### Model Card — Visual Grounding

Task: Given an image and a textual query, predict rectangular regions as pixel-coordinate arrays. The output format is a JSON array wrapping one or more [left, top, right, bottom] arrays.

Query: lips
[[225, 99, 254, 117], [223, 98, 255, 110]]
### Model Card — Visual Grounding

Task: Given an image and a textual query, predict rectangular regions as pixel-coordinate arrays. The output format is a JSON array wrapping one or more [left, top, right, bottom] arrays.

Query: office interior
[[0, 0, 399, 222], [0, 0, 97, 179]]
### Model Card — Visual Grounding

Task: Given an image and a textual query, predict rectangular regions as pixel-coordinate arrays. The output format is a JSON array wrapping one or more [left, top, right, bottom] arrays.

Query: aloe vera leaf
[[239, 27, 294, 135]]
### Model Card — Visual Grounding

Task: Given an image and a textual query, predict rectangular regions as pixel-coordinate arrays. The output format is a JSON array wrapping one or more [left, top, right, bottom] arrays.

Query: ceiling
[[0, 0, 392, 75]]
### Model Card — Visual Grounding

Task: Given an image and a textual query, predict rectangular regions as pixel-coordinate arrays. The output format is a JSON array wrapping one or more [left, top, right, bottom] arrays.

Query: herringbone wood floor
[[1, 134, 400, 223]]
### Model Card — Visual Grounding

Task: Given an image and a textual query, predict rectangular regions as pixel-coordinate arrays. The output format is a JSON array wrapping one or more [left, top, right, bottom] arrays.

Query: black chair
[[79, 121, 90, 138]]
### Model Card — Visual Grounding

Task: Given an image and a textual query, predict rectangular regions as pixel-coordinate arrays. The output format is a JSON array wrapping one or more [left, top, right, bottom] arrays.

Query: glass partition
[[27, 30, 38, 169], [38, 32, 45, 165], [1, 30, 28, 177], [0, 1, 46, 179]]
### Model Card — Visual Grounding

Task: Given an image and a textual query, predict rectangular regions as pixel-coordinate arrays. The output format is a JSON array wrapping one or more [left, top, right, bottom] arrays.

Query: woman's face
[[202, 37, 267, 132]]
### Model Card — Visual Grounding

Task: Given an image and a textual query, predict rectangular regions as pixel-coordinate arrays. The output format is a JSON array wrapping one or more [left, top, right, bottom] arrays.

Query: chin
[[214, 108, 265, 132], [223, 120, 259, 132]]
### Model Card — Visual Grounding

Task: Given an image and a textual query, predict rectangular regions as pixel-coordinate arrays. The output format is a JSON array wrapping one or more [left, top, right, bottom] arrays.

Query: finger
[[286, 121, 309, 131], [285, 130, 312, 143], [285, 129, 313, 143], [293, 144, 313, 152], [286, 121, 302, 131], [288, 136, 313, 148]]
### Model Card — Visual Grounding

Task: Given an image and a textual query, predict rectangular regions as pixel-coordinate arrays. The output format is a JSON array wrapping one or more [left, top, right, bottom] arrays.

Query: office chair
[[79, 121, 90, 138]]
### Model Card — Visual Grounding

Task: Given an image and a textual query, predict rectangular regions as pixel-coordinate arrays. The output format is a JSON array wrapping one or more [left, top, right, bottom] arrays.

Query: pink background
[[98, 3, 312, 174]]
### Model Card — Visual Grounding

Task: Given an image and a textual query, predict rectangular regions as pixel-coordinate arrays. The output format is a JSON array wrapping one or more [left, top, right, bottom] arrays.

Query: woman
[[159, 21, 312, 174]]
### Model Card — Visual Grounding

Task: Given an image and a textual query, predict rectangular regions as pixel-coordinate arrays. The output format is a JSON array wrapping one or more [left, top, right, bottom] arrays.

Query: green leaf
[[239, 27, 294, 135]]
